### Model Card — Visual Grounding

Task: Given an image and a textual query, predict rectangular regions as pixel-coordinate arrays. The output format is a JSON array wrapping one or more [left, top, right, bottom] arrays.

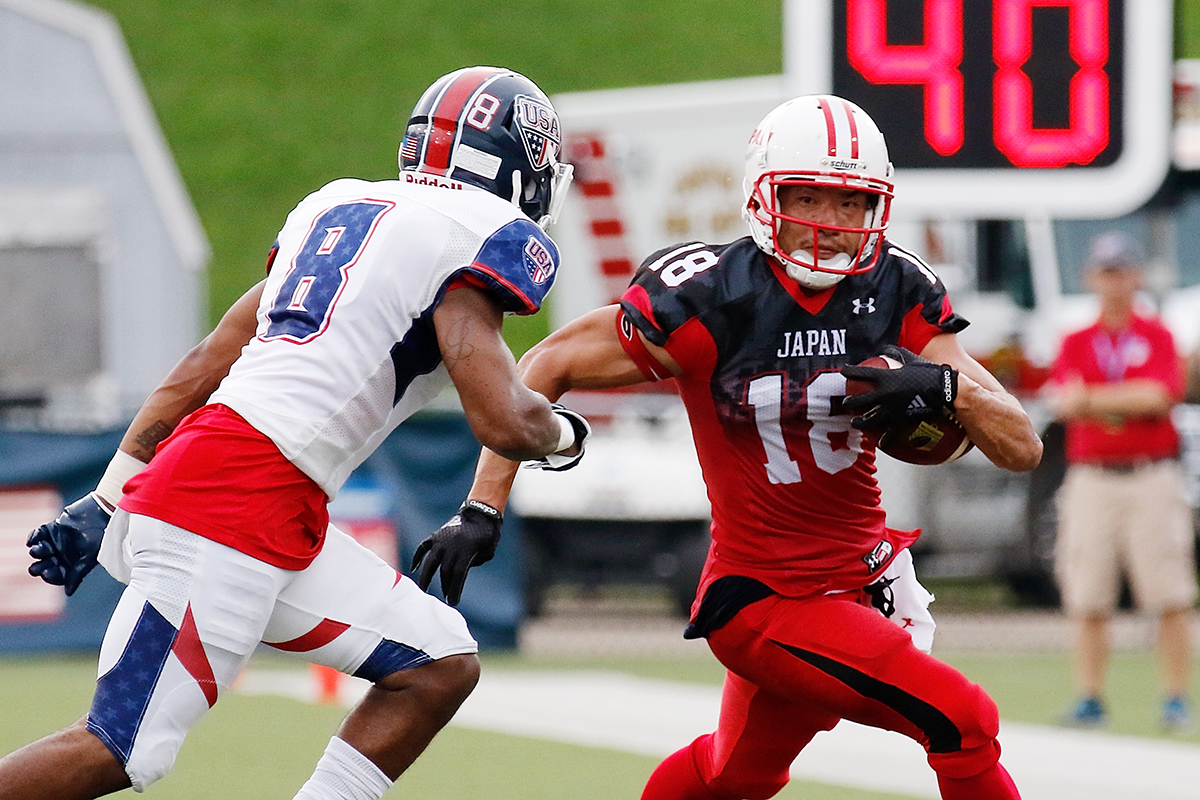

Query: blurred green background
[[83, 0, 783, 354], [78, 0, 1200, 352]]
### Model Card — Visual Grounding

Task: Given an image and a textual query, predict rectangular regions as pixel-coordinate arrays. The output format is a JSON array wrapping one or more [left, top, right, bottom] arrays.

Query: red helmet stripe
[[817, 97, 838, 157], [424, 66, 502, 175], [841, 98, 860, 159]]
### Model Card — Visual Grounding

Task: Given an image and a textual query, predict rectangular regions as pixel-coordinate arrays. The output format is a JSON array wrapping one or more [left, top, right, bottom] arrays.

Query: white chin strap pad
[[785, 250, 851, 289]]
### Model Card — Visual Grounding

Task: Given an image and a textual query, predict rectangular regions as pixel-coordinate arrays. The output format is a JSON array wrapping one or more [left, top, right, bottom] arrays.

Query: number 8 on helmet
[[399, 66, 574, 230]]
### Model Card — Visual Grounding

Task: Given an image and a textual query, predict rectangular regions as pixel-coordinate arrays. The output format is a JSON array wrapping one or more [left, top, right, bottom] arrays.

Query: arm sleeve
[[1050, 332, 1086, 385], [1150, 325, 1186, 398], [889, 246, 969, 353], [461, 218, 561, 315], [617, 241, 715, 346], [615, 307, 674, 381]]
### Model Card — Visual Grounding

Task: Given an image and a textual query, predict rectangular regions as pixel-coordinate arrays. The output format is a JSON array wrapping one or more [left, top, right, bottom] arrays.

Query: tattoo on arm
[[440, 316, 478, 370], [131, 421, 174, 461]]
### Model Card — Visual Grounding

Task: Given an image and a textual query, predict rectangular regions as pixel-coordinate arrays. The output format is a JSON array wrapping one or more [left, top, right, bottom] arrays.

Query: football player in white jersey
[[8, 66, 586, 800]]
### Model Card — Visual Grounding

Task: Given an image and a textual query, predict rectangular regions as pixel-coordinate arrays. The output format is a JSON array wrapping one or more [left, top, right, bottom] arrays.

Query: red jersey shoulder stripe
[[616, 308, 673, 381]]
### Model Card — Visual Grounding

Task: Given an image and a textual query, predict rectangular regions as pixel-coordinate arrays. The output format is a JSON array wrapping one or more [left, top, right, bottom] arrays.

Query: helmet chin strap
[[510, 170, 523, 208], [784, 249, 851, 289]]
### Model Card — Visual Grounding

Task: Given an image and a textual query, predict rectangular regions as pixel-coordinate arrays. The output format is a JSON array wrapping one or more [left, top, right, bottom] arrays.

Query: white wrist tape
[[554, 413, 576, 452], [94, 450, 147, 511]]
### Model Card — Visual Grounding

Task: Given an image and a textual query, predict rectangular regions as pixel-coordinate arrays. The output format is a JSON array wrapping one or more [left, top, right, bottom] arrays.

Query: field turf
[[2, 645, 1197, 799]]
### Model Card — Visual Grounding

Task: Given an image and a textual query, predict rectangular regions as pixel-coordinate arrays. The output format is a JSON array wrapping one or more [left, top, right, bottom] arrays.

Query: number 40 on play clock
[[784, 0, 1173, 219]]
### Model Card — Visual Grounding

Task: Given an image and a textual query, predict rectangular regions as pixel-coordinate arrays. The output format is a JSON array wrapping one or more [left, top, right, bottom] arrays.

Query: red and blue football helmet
[[400, 66, 573, 229]]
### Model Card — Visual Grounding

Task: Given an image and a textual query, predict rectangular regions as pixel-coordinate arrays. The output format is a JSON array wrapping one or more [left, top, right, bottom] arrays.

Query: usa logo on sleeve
[[523, 235, 555, 285]]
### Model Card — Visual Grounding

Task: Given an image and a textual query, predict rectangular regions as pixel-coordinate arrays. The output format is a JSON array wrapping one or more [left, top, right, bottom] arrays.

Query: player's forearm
[[467, 448, 523, 513], [516, 306, 656, 399], [953, 376, 1043, 472], [118, 281, 264, 462], [118, 370, 225, 462]]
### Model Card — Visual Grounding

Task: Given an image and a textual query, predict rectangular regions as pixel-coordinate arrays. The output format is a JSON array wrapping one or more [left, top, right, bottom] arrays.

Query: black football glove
[[526, 404, 591, 472], [840, 345, 958, 431], [411, 499, 503, 606], [27, 493, 111, 596]]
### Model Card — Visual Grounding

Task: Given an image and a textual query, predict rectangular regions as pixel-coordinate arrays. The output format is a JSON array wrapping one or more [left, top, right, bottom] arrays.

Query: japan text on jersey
[[618, 237, 967, 593]]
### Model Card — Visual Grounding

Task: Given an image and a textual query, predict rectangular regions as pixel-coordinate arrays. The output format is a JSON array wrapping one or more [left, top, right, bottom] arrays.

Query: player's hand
[[526, 404, 591, 472], [411, 500, 503, 606], [840, 346, 958, 430], [27, 493, 112, 596]]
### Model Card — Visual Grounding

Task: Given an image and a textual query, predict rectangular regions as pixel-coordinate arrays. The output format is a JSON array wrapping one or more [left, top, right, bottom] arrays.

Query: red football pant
[[641, 592, 1020, 800]]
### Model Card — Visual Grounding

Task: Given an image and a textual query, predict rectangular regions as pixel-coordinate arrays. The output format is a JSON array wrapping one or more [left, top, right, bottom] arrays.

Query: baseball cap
[[1087, 231, 1144, 270]]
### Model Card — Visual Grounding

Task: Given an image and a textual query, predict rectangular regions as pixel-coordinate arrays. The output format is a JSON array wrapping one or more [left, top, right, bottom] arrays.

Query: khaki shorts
[[1055, 461, 1199, 615]]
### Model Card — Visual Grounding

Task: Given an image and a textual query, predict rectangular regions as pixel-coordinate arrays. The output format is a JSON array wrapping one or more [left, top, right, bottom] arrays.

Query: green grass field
[[2, 645, 1197, 799]]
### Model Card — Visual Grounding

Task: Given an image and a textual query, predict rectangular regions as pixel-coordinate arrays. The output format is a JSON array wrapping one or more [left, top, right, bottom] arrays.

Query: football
[[845, 354, 974, 466], [878, 414, 974, 465]]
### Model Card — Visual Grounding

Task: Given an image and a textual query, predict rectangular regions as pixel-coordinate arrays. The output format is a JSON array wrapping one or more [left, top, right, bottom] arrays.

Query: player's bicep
[[207, 280, 266, 359], [518, 306, 668, 400], [434, 285, 516, 392]]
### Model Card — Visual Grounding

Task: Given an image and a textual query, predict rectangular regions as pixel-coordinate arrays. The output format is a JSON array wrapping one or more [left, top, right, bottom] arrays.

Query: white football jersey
[[208, 175, 561, 497]]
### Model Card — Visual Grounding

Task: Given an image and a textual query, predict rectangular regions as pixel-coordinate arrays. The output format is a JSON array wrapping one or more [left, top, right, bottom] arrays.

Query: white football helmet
[[743, 95, 894, 289]]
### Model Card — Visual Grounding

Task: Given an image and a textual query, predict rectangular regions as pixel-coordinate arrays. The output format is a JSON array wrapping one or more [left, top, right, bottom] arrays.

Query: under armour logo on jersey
[[852, 297, 876, 315], [862, 539, 894, 573]]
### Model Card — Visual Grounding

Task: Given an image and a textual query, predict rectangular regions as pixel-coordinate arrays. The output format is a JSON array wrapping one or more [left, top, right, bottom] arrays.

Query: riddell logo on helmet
[[404, 173, 463, 190]]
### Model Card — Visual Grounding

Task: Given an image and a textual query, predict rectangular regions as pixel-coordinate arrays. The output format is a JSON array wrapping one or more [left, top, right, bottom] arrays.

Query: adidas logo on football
[[907, 395, 928, 415]]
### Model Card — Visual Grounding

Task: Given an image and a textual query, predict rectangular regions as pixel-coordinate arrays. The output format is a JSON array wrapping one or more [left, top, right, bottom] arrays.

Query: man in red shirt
[[415, 95, 1044, 800], [1049, 231, 1197, 732]]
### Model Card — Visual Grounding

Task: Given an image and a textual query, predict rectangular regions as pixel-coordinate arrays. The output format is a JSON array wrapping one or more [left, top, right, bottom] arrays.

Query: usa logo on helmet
[[513, 95, 561, 171], [524, 236, 554, 285]]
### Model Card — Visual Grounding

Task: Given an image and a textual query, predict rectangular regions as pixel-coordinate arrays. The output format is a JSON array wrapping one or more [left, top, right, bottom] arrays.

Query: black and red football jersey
[[618, 237, 968, 599]]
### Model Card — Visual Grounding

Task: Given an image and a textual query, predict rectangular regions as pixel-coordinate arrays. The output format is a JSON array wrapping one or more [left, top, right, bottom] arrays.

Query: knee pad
[[926, 681, 1002, 781], [693, 734, 790, 800], [706, 770, 789, 800]]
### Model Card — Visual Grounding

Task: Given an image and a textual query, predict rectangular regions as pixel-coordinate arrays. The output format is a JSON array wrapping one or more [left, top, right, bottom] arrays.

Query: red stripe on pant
[[265, 618, 351, 652], [171, 605, 219, 708]]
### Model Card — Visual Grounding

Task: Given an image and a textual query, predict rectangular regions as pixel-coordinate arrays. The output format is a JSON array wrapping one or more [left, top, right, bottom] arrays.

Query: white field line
[[236, 668, 1200, 800]]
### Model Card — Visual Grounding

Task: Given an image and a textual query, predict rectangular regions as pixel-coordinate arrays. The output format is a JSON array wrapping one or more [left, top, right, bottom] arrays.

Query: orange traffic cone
[[310, 663, 343, 705]]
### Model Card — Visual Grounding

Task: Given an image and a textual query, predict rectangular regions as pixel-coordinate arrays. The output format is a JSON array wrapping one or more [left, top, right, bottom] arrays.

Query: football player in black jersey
[[420, 95, 1042, 800]]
